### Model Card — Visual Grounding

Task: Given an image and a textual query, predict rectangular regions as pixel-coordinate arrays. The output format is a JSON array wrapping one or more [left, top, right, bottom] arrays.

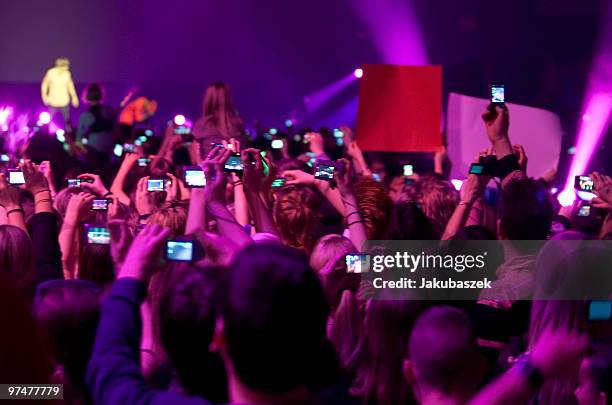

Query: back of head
[[202, 82, 241, 138], [147, 200, 188, 236], [160, 265, 227, 403], [354, 176, 392, 239], [273, 185, 321, 251], [387, 201, 438, 240], [0, 225, 34, 289], [78, 243, 115, 287], [223, 243, 329, 394], [310, 234, 356, 272], [82, 83, 103, 104], [409, 306, 480, 394], [499, 178, 553, 240], [34, 280, 101, 396]]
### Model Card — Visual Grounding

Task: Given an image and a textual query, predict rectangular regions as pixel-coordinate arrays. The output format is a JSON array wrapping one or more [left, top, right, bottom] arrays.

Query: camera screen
[[87, 226, 110, 245], [345, 254, 371, 274], [589, 301, 612, 321], [578, 205, 591, 217], [92, 199, 109, 211], [575, 175, 594, 191], [174, 126, 190, 135], [166, 241, 194, 262], [138, 158, 150, 167], [67, 178, 81, 187], [491, 85, 505, 103], [271, 178, 285, 188], [469, 163, 485, 175], [185, 169, 206, 187], [314, 163, 335, 181], [271, 139, 284, 149], [403, 164, 414, 177], [8, 170, 25, 185], [123, 143, 135, 153], [147, 179, 165, 192], [224, 155, 244, 172]]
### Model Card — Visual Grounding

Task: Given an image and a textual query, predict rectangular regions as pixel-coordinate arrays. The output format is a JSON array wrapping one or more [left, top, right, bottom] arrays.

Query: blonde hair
[[310, 234, 356, 272], [147, 201, 188, 237]]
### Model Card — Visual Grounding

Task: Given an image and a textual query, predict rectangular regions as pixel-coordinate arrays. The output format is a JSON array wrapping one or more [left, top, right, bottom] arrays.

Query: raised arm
[[336, 159, 368, 251], [110, 153, 139, 205], [0, 173, 26, 232], [242, 148, 279, 236], [59, 192, 95, 279]]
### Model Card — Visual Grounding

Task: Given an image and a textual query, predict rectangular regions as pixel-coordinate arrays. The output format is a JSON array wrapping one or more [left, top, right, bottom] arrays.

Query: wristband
[[34, 189, 51, 195], [138, 213, 152, 221], [513, 353, 544, 388], [35, 198, 53, 204], [347, 219, 365, 227], [345, 211, 361, 218], [6, 207, 25, 216]]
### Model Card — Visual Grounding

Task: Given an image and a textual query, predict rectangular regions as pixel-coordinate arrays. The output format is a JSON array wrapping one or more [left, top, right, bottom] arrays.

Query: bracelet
[[345, 211, 361, 218], [35, 198, 53, 204], [34, 189, 51, 195], [6, 207, 25, 216], [347, 219, 365, 227], [233, 181, 244, 187], [138, 213, 152, 221]]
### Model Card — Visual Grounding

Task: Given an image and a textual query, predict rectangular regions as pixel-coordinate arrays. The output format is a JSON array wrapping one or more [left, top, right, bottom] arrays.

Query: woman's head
[[202, 82, 242, 138], [273, 185, 322, 251], [147, 200, 188, 236], [310, 234, 355, 272], [82, 83, 103, 104], [387, 201, 438, 240], [0, 225, 34, 289], [353, 176, 393, 239], [77, 243, 114, 287]]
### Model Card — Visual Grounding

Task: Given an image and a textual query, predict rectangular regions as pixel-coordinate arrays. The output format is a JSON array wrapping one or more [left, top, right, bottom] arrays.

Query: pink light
[[173, 114, 186, 126], [563, 92, 612, 192], [0, 106, 13, 125], [39, 111, 51, 125], [354, 68, 364, 79], [557, 189, 576, 207]]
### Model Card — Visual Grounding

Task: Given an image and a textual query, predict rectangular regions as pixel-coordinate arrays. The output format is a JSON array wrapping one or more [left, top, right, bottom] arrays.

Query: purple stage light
[[173, 114, 186, 126], [39, 111, 51, 125], [354, 68, 364, 79]]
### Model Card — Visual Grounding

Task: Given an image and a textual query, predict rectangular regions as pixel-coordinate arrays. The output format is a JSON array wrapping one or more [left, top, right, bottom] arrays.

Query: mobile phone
[[138, 157, 151, 167], [469, 163, 486, 175], [491, 84, 505, 104], [578, 205, 591, 217], [147, 178, 166, 192], [85, 225, 111, 245], [0, 154, 9, 162], [7, 169, 25, 185], [224, 153, 244, 173], [589, 301, 612, 321], [271, 139, 284, 149], [183, 166, 206, 188], [372, 173, 382, 182], [314, 161, 336, 181], [67, 178, 82, 187], [91, 198, 110, 211], [575, 175, 594, 192], [345, 254, 371, 274], [271, 178, 286, 188], [403, 164, 414, 177], [173, 126, 190, 135], [333, 128, 344, 138], [165, 240, 195, 262], [123, 143, 135, 153]]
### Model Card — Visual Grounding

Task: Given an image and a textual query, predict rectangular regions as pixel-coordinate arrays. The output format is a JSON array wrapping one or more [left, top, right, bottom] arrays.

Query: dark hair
[[589, 345, 612, 396], [499, 178, 553, 240], [159, 265, 227, 403], [387, 201, 438, 240], [78, 243, 115, 287], [83, 83, 103, 103], [34, 280, 101, 401], [222, 243, 330, 393], [408, 306, 482, 394]]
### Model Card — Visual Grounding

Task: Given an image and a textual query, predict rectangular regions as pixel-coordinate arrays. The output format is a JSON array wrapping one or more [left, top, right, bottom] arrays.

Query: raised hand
[[0, 173, 21, 211], [482, 106, 509, 143], [241, 148, 265, 192], [202, 160, 227, 206], [135, 177, 157, 216], [119, 223, 170, 282], [164, 173, 181, 202], [65, 192, 96, 223], [108, 219, 134, 266], [20, 160, 49, 195], [591, 172, 612, 207], [78, 173, 109, 196], [513, 144, 528, 172], [305, 132, 325, 155], [283, 169, 315, 186]]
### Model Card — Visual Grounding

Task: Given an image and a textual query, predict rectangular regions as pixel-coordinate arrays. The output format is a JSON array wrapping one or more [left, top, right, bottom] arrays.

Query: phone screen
[[345, 254, 371, 273], [92, 199, 109, 211], [403, 164, 414, 177], [165, 240, 194, 262], [147, 179, 166, 192], [86, 226, 110, 245], [314, 162, 336, 181], [272, 178, 285, 188], [271, 139, 284, 149], [589, 301, 612, 321], [184, 167, 206, 187], [123, 143, 135, 153], [138, 158, 150, 167], [491, 85, 505, 103], [224, 154, 244, 172], [469, 163, 485, 175], [575, 175, 594, 191], [67, 178, 81, 187], [578, 205, 591, 217], [8, 170, 25, 185]]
